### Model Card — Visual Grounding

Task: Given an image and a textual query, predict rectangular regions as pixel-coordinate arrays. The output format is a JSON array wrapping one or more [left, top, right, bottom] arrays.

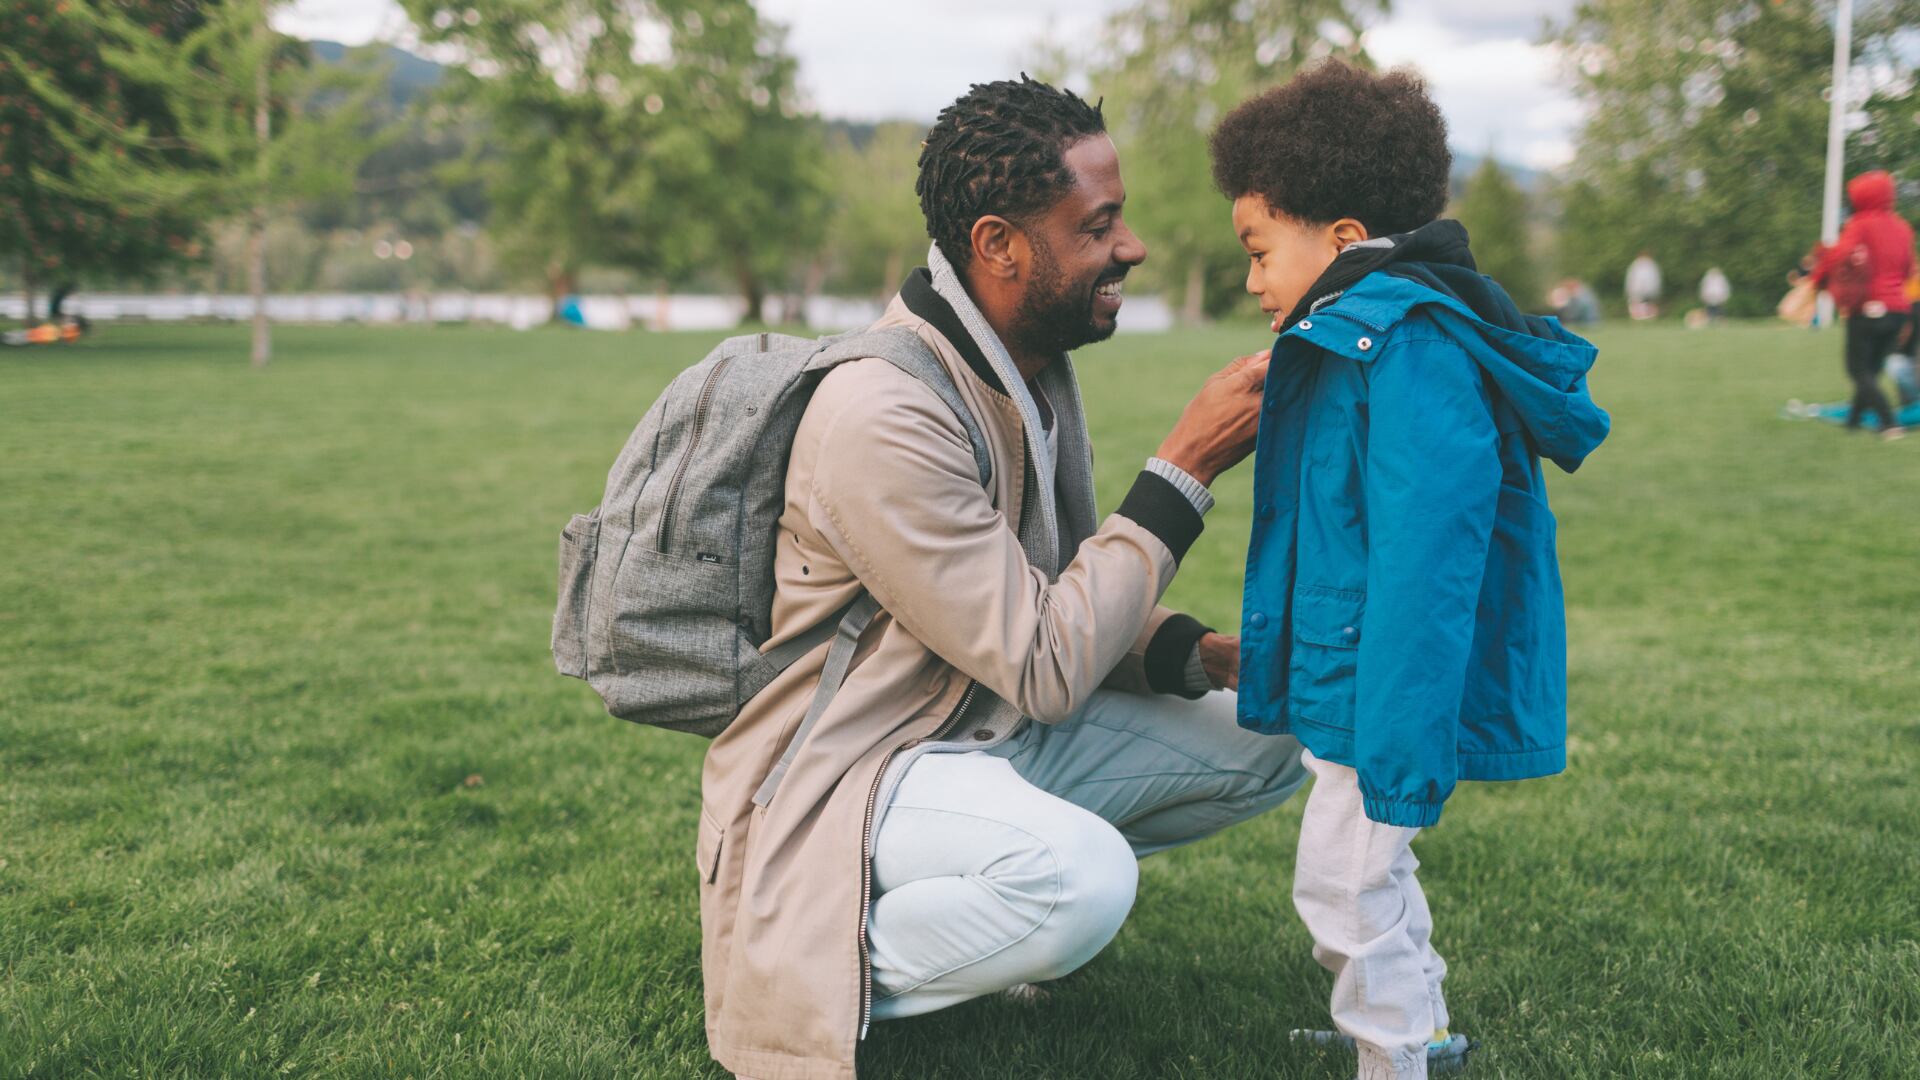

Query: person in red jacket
[[1811, 170, 1916, 439]]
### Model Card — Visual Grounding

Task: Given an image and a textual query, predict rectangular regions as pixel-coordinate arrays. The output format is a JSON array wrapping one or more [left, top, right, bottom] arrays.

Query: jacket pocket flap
[[1293, 585, 1365, 648], [696, 808, 726, 885]]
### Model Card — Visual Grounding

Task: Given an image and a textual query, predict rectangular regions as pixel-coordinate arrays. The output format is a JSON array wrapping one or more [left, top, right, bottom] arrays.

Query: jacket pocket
[[552, 511, 600, 678], [1289, 584, 1364, 728], [696, 807, 726, 885]]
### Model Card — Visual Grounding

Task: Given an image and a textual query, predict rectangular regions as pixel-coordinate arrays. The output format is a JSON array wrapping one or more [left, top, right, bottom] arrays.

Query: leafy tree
[[821, 121, 926, 298], [1069, 0, 1384, 321], [0, 0, 207, 318], [401, 0, 828, 323], [1552, 0, 1918, 317], [1453, 156, 1542, 309]]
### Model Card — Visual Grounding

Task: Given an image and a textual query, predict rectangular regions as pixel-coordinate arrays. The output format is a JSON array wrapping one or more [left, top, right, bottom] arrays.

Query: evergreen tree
[[0, 0, 206, 318], [1454, 156, 1541, 310]]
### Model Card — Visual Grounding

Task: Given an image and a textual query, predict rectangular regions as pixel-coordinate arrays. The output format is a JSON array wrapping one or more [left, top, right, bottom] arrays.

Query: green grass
[[3, 319, 1917, 1079]]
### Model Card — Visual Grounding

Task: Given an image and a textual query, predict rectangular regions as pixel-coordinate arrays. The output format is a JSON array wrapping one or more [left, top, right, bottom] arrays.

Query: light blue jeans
[[867, 688, 1308, 1021]]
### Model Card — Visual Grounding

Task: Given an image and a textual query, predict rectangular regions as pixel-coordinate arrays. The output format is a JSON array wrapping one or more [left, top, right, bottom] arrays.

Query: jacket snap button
[[972, 729, 995, 742], [1356, 337, 1372, 351], [1249, 612, 1268, 629], [1341, 626, 1358, 640], [1298, 319, 1313, 330]]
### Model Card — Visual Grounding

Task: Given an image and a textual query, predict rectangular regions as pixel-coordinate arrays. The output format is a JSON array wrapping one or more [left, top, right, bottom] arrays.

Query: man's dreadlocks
[[916, 76, 1107, 272]]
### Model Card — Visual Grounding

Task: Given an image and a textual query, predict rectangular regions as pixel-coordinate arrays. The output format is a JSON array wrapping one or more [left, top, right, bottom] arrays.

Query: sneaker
[[1289, 1029, 1476, 1074], [1883, 426, 1908, 442]]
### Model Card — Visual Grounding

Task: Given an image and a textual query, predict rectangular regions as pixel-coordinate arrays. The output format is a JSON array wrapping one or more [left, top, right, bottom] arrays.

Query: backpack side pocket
[[552, 510, 601, 678]]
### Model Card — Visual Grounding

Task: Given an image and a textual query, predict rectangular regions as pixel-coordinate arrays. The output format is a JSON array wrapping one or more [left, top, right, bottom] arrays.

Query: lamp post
[[1816, 0, 1853, 329]]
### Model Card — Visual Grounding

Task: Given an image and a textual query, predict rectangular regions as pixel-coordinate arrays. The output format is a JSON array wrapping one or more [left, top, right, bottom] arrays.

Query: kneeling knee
[[1035, 820, 1137, 979]]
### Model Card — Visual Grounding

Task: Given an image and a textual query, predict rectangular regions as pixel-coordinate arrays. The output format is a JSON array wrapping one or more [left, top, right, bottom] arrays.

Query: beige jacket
[[698, 287, 1204, 1080]]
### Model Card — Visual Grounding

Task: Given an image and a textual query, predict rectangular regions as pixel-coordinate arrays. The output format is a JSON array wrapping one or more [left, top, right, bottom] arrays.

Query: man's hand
[[1156, 349, 1271, 488], [1198, 632, 1239, 691]]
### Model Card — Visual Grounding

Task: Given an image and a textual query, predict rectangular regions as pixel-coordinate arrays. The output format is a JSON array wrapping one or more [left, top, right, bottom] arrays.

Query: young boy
[[1208, 62, 1610, 1080]]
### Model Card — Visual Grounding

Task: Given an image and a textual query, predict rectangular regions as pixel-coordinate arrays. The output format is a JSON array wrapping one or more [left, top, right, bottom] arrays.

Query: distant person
[[1811, 170, 1915, 439], [1625, 250, 1662, 320], [1895, 273, 1920, 407], [1700, 267, 1731, 323], [1211, 61, 1609, 1080], [1550, 278, 1600, 325]]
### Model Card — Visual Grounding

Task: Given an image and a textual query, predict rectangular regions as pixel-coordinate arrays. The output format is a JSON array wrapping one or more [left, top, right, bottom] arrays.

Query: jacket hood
[[1848, 171, 1896, 213], [1284, 219, 1611, 473]]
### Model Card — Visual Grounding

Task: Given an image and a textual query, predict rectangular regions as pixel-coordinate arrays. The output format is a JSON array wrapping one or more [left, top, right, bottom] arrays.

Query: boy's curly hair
[[1210, 60, 1451, 236], [917, 76, 1107, 271]]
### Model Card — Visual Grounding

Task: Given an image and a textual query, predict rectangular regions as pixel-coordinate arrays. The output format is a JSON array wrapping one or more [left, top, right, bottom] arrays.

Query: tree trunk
[[249, 9, 271, 369], [1182, 257, 1206, 325], [882, 249, 904, 301], [21, 257, 36, 325], [735, 255, 765, 325]]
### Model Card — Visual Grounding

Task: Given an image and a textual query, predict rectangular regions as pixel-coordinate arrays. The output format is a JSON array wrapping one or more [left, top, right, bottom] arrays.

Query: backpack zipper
[[859, 677, 980, 1038], [656, 355, 733, 552]]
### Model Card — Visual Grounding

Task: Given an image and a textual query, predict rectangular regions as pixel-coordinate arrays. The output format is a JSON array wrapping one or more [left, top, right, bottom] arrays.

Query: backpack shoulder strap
[[748, 328, 995, 806], [811, 327, 993, 490]]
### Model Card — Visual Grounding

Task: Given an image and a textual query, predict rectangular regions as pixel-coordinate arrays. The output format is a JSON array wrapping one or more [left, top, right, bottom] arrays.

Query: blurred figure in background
[[1625, 250, 1662, 320], [1699, 267, 1730, 323], [1550, 278, 1600, 325], [1892, 273, 1920, 408], [1810, 171, 1914, 440]]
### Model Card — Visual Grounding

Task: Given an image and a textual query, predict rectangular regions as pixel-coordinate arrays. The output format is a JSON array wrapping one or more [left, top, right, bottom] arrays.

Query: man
[[695, 77, 1308, 1079], [1811, 170, 1915, 439]]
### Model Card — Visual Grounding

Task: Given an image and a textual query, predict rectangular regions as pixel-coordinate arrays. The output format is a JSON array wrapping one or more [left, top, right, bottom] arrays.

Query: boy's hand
[[1198, 632, 1240, 691], [1156, 349, 1271, 488]]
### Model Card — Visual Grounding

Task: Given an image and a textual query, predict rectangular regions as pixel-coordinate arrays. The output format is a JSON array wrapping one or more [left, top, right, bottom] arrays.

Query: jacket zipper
[[656, 355, 733, 551], [859, 678, 980, 1038]]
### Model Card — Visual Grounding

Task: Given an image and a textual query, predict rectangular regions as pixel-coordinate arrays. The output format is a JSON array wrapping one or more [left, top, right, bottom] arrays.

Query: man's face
[[1009, 135, 1148, 355], [1233, 194, 1344, 333]]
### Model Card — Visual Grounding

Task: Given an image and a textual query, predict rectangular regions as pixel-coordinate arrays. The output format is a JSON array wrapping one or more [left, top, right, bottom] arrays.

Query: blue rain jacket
[[1237, 221, 1610, 828]]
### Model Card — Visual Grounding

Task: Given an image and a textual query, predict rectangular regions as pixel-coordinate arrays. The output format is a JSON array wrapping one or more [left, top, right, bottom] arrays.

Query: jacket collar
[[1279, 218, 1475, 333], [899, 267, 1008, 396]]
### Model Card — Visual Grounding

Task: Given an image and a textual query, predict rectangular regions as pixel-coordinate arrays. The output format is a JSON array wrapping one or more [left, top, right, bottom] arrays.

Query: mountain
[[306, 40, 444, 107]]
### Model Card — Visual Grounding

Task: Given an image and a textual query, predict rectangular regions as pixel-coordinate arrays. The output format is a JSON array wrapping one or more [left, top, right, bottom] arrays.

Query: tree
[[0, 0, 207, 319], [401, 0, 829, 323], [1067, 0, 1385, 321], [821, 121, 927, 298], [21, 0, 378, 363], [1552, 0, 1919, 317], [1453, 156, 1542, 310]]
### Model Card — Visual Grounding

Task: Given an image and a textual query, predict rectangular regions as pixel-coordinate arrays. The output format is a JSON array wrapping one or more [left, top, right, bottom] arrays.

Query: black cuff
[[1116, 471, 1205, 563], [1144, 613, 1212, 698]]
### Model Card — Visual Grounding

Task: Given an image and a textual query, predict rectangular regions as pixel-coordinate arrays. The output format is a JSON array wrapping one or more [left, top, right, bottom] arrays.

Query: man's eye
[[1089, 225, 1111, 238]]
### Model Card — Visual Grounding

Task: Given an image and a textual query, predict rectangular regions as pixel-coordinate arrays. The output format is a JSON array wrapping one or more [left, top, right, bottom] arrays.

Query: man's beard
[[1010, 234, 1121, 357]]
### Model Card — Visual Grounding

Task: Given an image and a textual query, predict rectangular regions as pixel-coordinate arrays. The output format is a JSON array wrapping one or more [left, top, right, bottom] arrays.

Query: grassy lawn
[[4, 319, 1917, 1078]]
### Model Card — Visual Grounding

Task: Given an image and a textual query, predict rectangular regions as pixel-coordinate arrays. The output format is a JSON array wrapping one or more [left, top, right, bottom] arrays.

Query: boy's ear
[[1332, 218, 1372, 250]]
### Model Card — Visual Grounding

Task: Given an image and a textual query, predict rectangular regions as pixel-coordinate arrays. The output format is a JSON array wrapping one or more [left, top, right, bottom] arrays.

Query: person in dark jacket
[[1811, 170, 1916, 439], [1209, 61, 1610, 1080]]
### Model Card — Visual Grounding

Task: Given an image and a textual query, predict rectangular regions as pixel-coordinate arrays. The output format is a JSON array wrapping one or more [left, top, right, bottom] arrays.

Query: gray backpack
[[551, 327, 991, 747]]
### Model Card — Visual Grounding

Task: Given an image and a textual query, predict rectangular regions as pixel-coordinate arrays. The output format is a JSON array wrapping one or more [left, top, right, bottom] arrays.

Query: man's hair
[[1210, 60, 1451, 237], [917, 76, 1107, 271]]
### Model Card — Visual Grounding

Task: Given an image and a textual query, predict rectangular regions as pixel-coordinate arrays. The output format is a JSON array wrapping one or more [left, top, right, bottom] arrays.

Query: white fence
[[0, 291, 1176, 333]]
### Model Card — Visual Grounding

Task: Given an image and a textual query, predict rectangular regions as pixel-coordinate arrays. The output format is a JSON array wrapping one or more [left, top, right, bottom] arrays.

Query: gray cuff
[[1144, 457, 1215, 516], [1182, 644, 1212, 695]]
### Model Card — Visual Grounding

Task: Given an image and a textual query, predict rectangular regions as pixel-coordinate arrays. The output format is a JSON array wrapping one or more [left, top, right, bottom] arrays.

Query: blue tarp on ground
[[1780, 399, 1920, 429]]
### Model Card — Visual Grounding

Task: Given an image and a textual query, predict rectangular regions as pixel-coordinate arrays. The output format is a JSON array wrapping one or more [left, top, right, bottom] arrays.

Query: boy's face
[[1233, 195, 1362, 332]]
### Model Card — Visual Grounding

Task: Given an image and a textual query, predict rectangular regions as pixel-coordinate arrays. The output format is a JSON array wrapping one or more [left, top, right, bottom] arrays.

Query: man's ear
[[970, 215, 1027, 281], [1332, 218, 1372, 251]]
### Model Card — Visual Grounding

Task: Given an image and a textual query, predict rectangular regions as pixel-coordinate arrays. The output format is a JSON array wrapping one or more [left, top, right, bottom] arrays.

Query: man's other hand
[[1156, 349, 1271, 487], [1198, 632, 1240, 691]]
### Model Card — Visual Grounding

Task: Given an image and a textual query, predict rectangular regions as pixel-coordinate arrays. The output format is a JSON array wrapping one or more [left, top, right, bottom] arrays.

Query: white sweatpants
[[1293, 750, 1450, 1080]]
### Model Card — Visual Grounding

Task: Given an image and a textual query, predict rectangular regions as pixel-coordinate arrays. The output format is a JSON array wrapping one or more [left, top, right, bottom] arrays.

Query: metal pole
[[1817, 0, 1853, 328]]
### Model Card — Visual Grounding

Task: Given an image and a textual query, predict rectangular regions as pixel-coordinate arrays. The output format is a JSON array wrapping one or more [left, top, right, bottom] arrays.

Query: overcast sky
[[275, 0, 1583, 169]]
